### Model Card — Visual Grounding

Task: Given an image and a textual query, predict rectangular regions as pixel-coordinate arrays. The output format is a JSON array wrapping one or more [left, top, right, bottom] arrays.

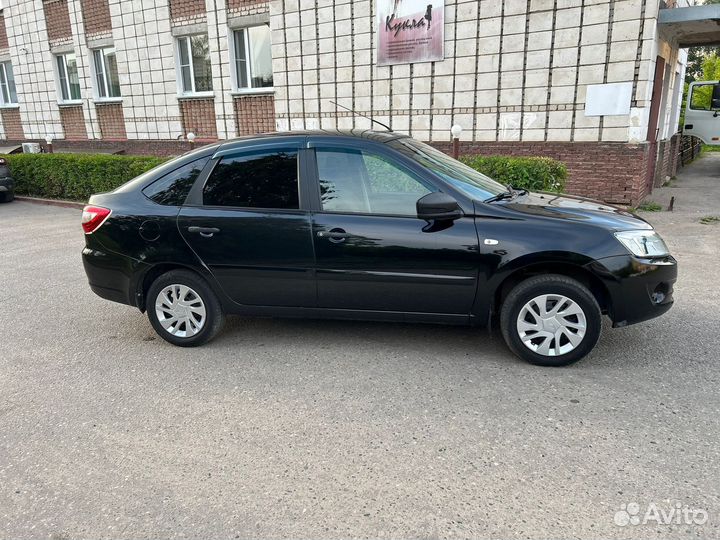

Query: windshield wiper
[[484, 184, 526, 203]]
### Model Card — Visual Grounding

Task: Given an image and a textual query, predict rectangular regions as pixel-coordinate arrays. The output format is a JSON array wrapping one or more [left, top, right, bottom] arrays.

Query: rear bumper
[[586, 254, 677, 327], [82, 246, 148, 308], [0, 176, 14, 192]]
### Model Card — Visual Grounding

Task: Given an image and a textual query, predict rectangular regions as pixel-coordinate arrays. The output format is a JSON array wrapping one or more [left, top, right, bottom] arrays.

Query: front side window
[[233, 25, 273, 91], [142, 156, 211, 206], [690, 82, 720, 111], [56, 53, 81, 101], [316, 148, 434, 216], [177, 35, 213, 94], [93, 47, 121, 99], [0, 61, 17, 105], [392, 139, 506, 201], [203, 149, 299, 208]]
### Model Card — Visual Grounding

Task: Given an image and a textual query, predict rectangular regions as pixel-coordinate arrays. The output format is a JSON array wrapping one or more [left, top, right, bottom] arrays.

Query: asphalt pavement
[[1, 155, 719, 539]]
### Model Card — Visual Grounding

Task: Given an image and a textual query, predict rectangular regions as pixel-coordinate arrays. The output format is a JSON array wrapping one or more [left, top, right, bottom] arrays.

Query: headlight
[[614, 230, 669, 258]]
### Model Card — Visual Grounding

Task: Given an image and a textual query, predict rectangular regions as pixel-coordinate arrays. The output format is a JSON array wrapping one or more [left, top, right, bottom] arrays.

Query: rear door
[[308, 143, 480, 315], [178, 142, 316, 307]]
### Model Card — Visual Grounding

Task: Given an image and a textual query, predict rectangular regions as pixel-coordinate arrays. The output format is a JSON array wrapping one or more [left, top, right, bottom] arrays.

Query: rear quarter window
[[142, 156, 210, 206]]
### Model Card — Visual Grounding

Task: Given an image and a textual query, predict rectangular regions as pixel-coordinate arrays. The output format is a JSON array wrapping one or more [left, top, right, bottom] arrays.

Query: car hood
[[493, 192, 653, 231]]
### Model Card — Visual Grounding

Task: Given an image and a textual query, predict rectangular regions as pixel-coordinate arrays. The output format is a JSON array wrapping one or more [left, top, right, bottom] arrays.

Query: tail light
[[81, 205, 112, 234]]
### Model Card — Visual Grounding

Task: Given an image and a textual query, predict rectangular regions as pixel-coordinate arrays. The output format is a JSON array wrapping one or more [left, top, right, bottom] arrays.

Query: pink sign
[[377, 0, 444, 66]]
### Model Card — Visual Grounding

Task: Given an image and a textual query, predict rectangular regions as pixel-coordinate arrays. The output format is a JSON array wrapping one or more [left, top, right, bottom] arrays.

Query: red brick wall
[[433, 141, 653, 206], [227, 0, 267, 10], [0, 13, 9, 49], [1, 108, 24, 139], [234, 95, 275, 136], [80, 0, 112, 36], [179, 98, 217, 140], [169, 0, 206, 20], [96, 103, 126, 140], [43, 0, 72, 42], [59, 106, 88, 140]]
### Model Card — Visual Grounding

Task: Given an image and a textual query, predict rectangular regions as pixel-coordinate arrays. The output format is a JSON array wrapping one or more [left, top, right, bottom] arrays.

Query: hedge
[[2, 151, 568, 203], [460, 155, 567, 193], [3, 153, 168, 202]]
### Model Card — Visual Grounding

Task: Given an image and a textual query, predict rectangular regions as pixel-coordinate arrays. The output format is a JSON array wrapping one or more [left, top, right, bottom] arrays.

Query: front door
[[684, 80, 720, 145], [310, 146, 479, 314], [178, 145, 316, 307]]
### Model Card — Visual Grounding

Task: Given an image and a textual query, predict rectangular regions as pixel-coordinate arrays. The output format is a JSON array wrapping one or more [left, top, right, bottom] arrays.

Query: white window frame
[[91, 47, 121, 102], [0, 61, 18, 107], [231, 25, 274, 95], [175, 35, 214, 97], [55, 52, 81, 104]]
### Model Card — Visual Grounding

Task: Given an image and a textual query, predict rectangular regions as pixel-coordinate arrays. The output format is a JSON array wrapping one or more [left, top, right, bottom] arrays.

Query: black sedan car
[[0, 157, 14, 203], [82, 131, 676, 366]]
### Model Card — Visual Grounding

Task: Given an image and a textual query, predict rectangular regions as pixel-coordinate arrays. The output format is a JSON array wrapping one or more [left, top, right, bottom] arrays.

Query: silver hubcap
[[517, 294, 587, 357], [155, 284, 206, 338]]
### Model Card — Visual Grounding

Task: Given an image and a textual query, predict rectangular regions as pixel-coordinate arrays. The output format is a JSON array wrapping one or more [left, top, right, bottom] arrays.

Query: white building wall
[[4, 0, 62, 139]]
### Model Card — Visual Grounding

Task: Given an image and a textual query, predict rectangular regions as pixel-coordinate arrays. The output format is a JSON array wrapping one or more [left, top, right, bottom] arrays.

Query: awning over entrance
[[659, 4, 720, 48]]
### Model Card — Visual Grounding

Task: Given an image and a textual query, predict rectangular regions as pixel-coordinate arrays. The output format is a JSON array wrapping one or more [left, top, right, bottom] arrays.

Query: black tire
[[500, 274, 602, 367], [146, 269, 225, 347], [0, 191, 13, 203]]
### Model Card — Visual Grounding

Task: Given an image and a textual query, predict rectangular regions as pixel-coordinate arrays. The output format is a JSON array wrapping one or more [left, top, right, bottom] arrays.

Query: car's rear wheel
[[0, 191, 13, 203], [147, 270, 224, 347], [500, 274, 601, 367]]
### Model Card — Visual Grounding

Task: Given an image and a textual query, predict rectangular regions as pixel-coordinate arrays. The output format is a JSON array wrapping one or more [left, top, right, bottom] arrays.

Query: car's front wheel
[[147, 270, 225, 347], [500, 274, 602, 367]]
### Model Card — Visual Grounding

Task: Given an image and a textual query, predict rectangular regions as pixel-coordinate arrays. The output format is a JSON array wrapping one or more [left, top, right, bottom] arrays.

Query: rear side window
[[203, 149, 299, 209], [142, 157, 210, 206]]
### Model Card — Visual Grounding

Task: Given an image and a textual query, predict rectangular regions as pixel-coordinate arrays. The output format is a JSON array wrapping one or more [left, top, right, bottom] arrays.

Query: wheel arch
[[135, 263, 212, 312], [492, 261, 612, 317]]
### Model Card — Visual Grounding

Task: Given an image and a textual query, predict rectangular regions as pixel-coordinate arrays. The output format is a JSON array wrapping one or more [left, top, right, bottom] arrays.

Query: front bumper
[[586, 254, 677, 327]]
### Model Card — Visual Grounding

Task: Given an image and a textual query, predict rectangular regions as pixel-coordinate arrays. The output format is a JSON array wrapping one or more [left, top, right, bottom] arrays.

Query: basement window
[[232, 25, 273, 92]]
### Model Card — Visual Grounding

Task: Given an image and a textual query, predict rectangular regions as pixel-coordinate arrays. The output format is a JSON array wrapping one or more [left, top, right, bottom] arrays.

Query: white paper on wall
[[584, 82, 634, 116]]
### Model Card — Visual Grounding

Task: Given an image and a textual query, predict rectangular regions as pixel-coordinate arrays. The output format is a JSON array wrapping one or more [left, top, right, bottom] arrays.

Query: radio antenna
[[330, 101, 392, 132]]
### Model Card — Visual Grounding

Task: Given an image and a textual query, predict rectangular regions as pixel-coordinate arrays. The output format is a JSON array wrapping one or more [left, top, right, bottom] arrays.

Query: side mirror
[[417, 192, 463, 221]]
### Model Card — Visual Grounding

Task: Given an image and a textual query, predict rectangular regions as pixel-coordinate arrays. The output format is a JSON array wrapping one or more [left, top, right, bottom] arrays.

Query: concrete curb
[[15, 196, 85, 210]]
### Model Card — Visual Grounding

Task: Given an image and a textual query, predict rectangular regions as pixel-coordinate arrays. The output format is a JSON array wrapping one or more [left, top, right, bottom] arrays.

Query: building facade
[[0, 0, 706, 204]]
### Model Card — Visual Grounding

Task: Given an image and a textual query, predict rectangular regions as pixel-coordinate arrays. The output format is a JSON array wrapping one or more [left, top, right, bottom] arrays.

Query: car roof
[[216, 129, 411, 152]]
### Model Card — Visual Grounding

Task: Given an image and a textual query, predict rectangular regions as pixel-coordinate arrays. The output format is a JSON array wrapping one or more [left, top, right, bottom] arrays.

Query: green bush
[[460, 155, 567, 193], [3, 153, 168, 202]]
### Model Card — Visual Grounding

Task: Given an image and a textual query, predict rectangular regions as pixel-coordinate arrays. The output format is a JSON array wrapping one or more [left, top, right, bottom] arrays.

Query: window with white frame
[[176, 35, 213, 95], [232, 25, 273, 91], [56, 52, 81, 102], [93, 47, 121, 99], [0, 61, 17, 105]]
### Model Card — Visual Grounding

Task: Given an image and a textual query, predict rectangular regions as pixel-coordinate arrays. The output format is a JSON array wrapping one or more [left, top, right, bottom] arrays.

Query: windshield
[[392, 139, 507, 200]]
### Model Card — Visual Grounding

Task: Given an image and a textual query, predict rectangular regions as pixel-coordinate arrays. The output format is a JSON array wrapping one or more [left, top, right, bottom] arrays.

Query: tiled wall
[[169, 0, 206, 22], [271, 0, 679, 145]]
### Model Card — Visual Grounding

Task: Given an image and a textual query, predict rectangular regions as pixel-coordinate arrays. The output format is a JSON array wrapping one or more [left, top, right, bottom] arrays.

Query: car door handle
[[317, 229, 351, 243], [188, 226, 220, 238]]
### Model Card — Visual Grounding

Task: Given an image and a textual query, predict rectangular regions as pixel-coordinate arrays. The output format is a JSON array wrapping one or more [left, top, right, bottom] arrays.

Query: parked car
[[0, 157, 14, 203], [81, 131, 676, 366]]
